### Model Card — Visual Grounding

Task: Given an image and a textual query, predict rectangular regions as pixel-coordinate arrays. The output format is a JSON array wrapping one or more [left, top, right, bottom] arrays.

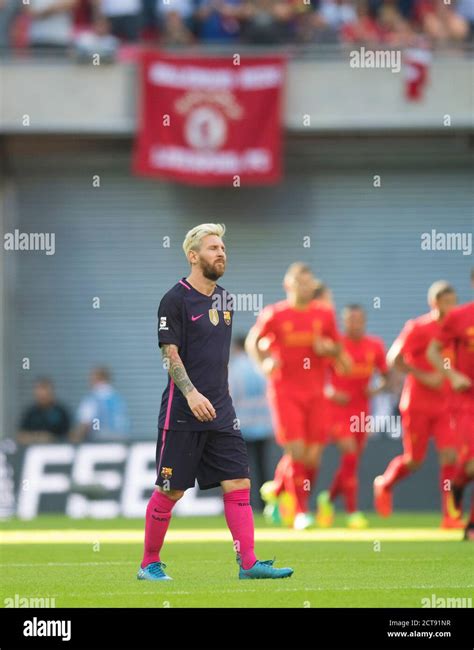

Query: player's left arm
[[314, 310, 351, 372], [366, 340, 389, 397], [426, 313, 471, 391]]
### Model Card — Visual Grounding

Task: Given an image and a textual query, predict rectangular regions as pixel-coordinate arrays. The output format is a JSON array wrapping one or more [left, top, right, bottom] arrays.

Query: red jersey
[[438, 302, 474, 400], [255, 299, 339, 393], [330, 335, 387, 407], [397, 312, 454, 413]]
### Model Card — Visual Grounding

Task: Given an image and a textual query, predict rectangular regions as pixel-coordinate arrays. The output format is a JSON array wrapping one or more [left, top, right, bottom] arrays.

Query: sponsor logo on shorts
[[161, 467, 173, 479]]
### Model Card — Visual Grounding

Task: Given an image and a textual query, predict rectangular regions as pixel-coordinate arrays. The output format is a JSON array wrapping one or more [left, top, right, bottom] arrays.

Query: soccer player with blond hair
[[138, 223, 293, 580]]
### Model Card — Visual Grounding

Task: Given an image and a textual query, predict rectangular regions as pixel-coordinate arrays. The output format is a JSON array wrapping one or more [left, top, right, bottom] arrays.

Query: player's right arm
[[245, 306, 279, 377], [387, 321, 443, 389], [426, 310, 472, 392], [161, 344, 216, 422]]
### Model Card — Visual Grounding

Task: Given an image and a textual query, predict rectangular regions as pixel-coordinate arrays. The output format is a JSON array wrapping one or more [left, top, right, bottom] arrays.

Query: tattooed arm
[[161, 344, 216, 422]]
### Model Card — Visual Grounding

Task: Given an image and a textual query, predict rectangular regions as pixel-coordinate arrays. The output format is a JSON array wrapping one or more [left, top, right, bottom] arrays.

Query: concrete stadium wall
[[1, 55, 473, 134]]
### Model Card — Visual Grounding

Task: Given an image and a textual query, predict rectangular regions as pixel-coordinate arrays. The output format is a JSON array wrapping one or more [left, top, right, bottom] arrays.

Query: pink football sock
[[223, 488, 257, 570], [141, 490, 177, 569]]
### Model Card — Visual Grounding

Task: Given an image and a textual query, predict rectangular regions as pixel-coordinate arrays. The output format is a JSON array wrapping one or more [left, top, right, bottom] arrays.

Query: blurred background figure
[[313, 281, 334, 307], [96, 0, 142, 42], [229, 336, 275, 510], [156, 0, 195, 45], [24, 0, 78, 49], [240, 0, 294, 44], [17, 378, 71, 445], [194, 0, 242, 43], [72, 367, 130, 442]]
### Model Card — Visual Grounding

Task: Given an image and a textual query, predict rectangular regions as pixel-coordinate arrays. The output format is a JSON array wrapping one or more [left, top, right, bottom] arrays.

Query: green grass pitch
[[1, 513, 472, 608]]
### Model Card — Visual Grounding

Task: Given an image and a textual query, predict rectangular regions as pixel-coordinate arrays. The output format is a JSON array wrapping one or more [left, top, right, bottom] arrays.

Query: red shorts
[[328, 401, 369, 452], [401, 407, 458, 463], [267, 385, 327, 446], [452, 395, 474, 463]]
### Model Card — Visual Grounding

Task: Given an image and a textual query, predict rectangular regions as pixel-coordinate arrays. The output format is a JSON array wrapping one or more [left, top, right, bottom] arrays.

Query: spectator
[[240, 0, 294, 44], [303, 0, 357, 42], [318, 0, 357, 31], [229, 336, 274, 510], [194, 0, 242, 42], [17, 378, 71, 445], [413, 0, 469, 43], [156, 0, 195, 45], [24, 0, 78, 49], [454, 0, 474, 40], [0, 0, 20, 49], [97, 0, 142, 42], [72, 366, 130, 442]]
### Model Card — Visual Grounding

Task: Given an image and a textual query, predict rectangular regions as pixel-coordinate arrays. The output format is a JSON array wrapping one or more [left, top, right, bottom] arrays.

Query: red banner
[[133, 52, 286, 186]]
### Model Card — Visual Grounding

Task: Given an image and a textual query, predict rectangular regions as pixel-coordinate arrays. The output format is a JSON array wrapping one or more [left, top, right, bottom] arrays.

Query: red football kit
[[397, 312, 458, 463], [437, 302, 474, 461], [328, 334, 387, 449], [255, 299, 339, 445]]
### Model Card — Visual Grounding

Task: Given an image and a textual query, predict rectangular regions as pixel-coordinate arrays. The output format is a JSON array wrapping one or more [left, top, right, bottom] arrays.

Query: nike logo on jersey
[[191, 314, 204, 321]]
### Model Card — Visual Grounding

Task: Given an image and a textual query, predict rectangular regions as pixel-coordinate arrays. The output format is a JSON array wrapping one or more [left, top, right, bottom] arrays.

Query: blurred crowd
[[17, 367, 130, 446], [0, 0, 473, 53]]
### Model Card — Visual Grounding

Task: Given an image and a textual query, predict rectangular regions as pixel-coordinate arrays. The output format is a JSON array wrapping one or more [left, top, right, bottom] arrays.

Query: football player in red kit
[[317, 304, 388, 529], [427, 272, 474, 540], [374, 281, 464, 529], [246, 263, 346, 530]]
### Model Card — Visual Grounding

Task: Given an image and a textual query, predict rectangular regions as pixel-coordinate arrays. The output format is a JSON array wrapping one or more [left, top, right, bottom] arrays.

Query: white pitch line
[[64, 585, 474, 597], [0, 528, 464, 544]]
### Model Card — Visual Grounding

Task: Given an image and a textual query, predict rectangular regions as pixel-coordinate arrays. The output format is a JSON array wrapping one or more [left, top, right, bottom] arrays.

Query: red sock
[[440, 464, 456, 518], [288, 460, 310, 514], [223, 488, 257, 570], [273, 454, 291, 496], [340, 453, 358, 514], [470, 494, 474, 525], [141, 490, 177, 568], [382, 455, 411, 489], [329, 466, 344, 502], [305, 465, 317, 494]]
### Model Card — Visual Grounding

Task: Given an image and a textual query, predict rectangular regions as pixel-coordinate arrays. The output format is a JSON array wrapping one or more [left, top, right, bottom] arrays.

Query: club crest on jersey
[[161, 467, 173, 479], [208, 309, 219, 326], [223, 311, 231, 326]]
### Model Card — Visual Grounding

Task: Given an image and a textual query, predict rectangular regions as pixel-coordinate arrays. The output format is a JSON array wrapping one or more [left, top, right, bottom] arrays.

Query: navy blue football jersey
[[157, 278, 237, 432]]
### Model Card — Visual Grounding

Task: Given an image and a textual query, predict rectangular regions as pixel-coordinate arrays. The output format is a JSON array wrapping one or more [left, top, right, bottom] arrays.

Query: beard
[[200, 258, 225, 281]]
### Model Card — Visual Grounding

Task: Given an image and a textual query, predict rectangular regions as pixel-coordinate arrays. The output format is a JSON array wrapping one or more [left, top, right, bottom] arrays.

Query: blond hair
[[182, 223, 226, 259], [284, 261, 313, 283], [427, 280, 455, 306]]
